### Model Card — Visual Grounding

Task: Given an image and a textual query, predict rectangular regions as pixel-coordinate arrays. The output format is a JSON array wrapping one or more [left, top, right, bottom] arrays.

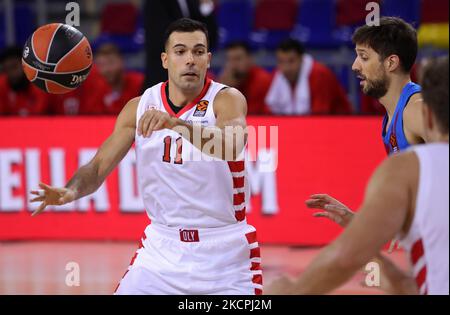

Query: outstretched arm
[[30, 97, 139, 216], [268, 152, 417, 294]]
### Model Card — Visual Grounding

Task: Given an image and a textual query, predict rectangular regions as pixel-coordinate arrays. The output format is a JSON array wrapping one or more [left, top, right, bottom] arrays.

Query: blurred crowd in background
[[0, 0, 448, 117]]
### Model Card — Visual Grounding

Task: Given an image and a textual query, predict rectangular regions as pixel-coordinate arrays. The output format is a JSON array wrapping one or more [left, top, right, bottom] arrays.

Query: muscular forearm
[[288, 249, 357, 294], [172, 120, 246, 161], [65, 162, 105, 200]]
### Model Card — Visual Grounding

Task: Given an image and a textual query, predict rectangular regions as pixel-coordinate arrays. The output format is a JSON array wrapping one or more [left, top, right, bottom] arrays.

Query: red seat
[[336, 0, 381, 26], [100, 3, 138, 35], [421, 0, 449, 23], [254, 0, 298, 30]]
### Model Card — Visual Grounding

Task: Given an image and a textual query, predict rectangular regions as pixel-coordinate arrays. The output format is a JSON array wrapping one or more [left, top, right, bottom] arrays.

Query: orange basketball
[[22, 23, 93, 94]]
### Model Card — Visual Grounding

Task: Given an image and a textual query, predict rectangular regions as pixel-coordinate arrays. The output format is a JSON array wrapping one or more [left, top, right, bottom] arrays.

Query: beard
[[361, 71, 390, 99]]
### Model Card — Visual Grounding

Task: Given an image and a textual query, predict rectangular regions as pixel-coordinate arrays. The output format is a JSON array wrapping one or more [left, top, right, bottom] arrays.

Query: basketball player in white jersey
[[266, 56, 449, 295], [29, 18, 263, 295]]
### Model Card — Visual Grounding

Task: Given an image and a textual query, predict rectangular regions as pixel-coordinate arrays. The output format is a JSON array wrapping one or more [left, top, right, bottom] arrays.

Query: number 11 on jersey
[[162, 136, 183, 164]]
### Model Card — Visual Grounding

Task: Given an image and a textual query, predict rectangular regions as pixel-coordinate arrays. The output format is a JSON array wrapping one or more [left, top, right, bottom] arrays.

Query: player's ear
[[161, 52, 168, 70], [207, 52, 212, 68], [386, 55, 400, 72]]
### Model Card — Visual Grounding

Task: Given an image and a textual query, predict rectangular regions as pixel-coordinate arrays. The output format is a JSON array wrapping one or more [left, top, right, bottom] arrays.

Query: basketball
[[21, 23, 93, 94]]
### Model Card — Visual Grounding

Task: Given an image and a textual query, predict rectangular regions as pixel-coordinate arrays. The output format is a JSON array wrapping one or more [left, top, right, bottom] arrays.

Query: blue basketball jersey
[[382, 82, 422, 155]]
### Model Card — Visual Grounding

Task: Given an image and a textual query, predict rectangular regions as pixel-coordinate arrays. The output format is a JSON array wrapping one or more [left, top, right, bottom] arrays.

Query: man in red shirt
[[218, 42, 272, 115], [266, 39, 353, 115], [48, 64, 106, 115], [0, 47, 49, 116], [93, 43, 144, 115]]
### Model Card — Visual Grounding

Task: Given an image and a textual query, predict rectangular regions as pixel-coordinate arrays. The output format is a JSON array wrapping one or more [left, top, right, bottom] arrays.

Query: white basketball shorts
[[114, 220, 263, 295]]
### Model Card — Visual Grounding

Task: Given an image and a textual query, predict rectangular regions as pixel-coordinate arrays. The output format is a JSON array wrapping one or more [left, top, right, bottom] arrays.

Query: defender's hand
[[137, 108, 177, 138], [305, 194, 354, 227], [30, 182, 76, 216]]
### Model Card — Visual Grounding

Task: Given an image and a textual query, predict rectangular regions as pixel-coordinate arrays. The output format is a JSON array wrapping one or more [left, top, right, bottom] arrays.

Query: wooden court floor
[[0, 241, 409, 295]]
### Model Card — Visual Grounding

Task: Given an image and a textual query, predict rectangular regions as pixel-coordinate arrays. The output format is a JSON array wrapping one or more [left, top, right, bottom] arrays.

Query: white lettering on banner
[[118, 150, 144, 212], [0, 147, 279, 215], [76, 149, 110, 212], [246, 148, 279, 215], [49, 149, 76, 211], [25, 149, 41, 212], [0, 149, 23, 212]]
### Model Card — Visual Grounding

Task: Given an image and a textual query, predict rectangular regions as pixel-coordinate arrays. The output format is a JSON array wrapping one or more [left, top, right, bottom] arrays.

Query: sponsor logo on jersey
[[193, 100, 209, 117], [389, 133, 399, 153]]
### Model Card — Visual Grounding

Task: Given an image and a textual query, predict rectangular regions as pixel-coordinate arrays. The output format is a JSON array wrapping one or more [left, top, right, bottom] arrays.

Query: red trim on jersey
[[246, 231, 257, 244], [232, 177, 245, 188], [252, 274, 263, 285], [160, 78, 212, 118], [245, 230, 263, 295], [235, 209, 246, 221], [415, 265, 427, 290], [233, 193, 245, 205], [250, 247, 261, 258], [251, 262, 261, 271], [409, 238, 428, 294], [228, 161, 245, 172], [411, 239, 424, 265], [228, 161, 246, 222]]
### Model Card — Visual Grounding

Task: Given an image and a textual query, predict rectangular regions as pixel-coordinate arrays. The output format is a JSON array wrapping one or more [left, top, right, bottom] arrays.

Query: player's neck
[[379, 75, 411, 117], [167, 81, 203, 107]]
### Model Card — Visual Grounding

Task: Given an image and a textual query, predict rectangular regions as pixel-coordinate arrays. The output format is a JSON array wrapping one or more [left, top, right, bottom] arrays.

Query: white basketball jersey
[[399, 143, 449, 295], [135, 79, 248, 228]]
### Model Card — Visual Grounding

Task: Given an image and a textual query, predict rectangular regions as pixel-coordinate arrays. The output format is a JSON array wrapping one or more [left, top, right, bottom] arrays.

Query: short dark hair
[[0, 46, 22, 64], [225, 41, 251, 54], [163, 18, 209, 51], [352, 17, 418, 73], [95, 43, 122, 58], [276, 39, 305, 56], [421, 56, 449, 134]]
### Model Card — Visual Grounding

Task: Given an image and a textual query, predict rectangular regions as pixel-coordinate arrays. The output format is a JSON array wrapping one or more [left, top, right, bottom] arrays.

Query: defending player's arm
[[305, 194, 354, 227], [30, 97, 139, 216], [137, 87, 248, 160], [269, 152, 417, 294]]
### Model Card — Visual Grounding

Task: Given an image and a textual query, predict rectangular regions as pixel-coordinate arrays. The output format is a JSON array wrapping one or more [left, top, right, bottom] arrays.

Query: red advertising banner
[[0, 116, 385, 245]]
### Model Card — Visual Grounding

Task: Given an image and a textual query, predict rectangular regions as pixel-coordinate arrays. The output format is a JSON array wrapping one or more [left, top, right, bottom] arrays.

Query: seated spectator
[[93, 43, 144, 115], [266, 39, 353, 115], [48, 64, 105, 115], [218, 42, 272, 115], [0, 46, 49, 116]]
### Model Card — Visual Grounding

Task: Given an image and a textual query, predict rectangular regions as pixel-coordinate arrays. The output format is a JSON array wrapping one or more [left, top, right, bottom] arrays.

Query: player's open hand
[[305, 194, 354, 227], [137, 108, 177, 138], [29, 182, 76, 216]]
